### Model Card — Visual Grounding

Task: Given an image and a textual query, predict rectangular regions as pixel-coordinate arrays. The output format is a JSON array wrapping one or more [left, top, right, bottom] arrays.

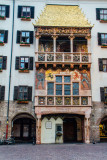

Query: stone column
[[85, 34, 91, 53], [52, 35, 58, 52], [69, 35, 75, 53], [35, 35, 41, 52], [84, 114, 90, 144], [36, 114, 41, 144]]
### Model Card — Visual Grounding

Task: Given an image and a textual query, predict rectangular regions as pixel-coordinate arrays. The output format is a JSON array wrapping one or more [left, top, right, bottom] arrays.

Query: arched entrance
[[99, 116, 107, 142], [63, 118, 77, 143], [12, 113, 36, 143]]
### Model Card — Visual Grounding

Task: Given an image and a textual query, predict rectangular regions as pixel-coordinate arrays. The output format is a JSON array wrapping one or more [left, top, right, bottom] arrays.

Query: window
[[64, 85, 70, 95], [14, 86, 32, 101], [18, 6, 34, 19], [101, 34, 107, 45], [0, 57, 2, 69], [98, 33, 107, 46], [18, 86, 28, 100], [56, 84, 62, 95], [22, 7, 31, 17], [21, 31, 30, 43], [56, 76, 62, 83], [0, 86, 5, 101], [20, 57, 29, 69], [104, 88, 107, 104], [0, 30, 8, 43], [0, 56, 7, 70], [15, 56, 33, 70], [47, 83, 54, 95], [73, 83, 79, 95], [96, 8, 107, 21], [100, 9, 107, 20], [100, 87, 107, 104], [17, 31, 33, 44], [0, 5, 9, 18], [0, 31, 4, 42], [64, 76, 70, 83], [99, 59, 107, 72], [0, 6, 6, 17]]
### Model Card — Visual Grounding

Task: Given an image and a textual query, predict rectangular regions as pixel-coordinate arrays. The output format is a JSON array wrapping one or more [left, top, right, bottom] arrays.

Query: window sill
[[21, 18, 31, 21], [17, 100, 29, 104], [20, 43, 30, 47], [0, 43, 4, 46], [101, 45, 107, 48], [19, 69, 29, 73], [0, 17, 6, 20], [100, 20, 107, 23]]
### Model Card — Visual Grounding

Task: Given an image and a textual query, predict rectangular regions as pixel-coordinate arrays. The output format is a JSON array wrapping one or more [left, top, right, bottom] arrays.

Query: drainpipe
[[6, 0, 15, 139]]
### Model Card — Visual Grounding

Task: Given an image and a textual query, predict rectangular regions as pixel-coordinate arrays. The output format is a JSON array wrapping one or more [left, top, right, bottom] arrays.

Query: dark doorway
[[63, 118, 77, 143], [13, 118, 36, 143]]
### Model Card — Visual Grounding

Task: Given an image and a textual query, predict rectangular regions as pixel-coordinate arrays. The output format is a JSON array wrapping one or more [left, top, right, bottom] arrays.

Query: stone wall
[[0, 101, 36, 139], [90, 102, 107, 143]]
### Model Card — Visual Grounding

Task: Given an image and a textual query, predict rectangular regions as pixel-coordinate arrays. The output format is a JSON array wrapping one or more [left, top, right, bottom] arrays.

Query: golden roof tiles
[[33, 5, 92, 27]]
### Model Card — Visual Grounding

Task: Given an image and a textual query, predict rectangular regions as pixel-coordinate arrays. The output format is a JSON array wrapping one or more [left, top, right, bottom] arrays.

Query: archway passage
[[63, 118, 77, 143], [99, 116, 107, 142], [12, 114, 36, 143]]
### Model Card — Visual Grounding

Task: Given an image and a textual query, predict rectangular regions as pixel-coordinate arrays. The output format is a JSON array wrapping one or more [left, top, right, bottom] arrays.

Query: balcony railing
[[35, 96, 92, 106], [35, 52, 91, 63]]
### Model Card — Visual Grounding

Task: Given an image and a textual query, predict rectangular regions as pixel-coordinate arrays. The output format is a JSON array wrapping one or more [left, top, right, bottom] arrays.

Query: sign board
[[45, 121, 52, 129]]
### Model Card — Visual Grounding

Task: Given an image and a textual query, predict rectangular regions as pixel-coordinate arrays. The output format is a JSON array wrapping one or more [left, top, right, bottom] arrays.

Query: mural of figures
[[81, 70, 91, 90], [36, 69, 45, 89]]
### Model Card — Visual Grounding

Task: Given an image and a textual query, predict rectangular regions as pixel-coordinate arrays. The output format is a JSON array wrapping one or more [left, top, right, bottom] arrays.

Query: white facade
[[0, 0, 107, 143]]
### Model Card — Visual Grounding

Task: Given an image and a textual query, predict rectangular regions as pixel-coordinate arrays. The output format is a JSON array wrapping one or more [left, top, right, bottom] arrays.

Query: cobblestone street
[[0, 143, 107, 160]]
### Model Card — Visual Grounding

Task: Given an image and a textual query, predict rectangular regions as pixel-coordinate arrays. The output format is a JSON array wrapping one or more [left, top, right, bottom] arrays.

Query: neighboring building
[[0, 0, 107, 144]]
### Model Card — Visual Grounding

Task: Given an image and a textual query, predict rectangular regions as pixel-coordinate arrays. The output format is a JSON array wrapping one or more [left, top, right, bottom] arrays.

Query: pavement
[[0, 143, 107, 160]]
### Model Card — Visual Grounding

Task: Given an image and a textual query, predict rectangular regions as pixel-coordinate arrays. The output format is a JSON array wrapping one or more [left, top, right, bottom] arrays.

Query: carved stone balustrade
[[35, 96, 92, 107]]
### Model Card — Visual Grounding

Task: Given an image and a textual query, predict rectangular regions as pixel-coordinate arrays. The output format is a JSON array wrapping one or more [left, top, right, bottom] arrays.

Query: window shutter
[[98, 33, 101, 45], [18, 6, 22, 18], [17, 31, 21, 43], [29, 57, 33, 70], [100, 87, 105, 102], [14, 86, 18, 100], [30, 31, 33, 44], [1, 86, 5, 101], [96, 8, 100, 20], [99, 59, 103, 71], [15, 57, 19, 70], [31, 7, 34, 19], [6, 5, 10, 18], [28, 87, 32, 101], [2, 56, 7, 70], [4, 30, 8, 43]]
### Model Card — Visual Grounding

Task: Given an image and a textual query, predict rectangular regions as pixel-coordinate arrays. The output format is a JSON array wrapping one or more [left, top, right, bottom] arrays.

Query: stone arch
[[11, 112, 36, 143]]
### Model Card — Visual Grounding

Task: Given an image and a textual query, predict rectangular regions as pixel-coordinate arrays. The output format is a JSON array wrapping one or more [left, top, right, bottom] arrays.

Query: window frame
[[18, 86, 28, 101], [0, 5, 6, 17], [101, 33, 107, 45], [47, 82, 54, 95], [0, 56, 3, 69], [20, 31, 30, 44], [21, 6, 31, 18], [0, 31, 4, 42], [104, 87, 107, 104], [73, 82, 79, 95], [100, 9, 107, 20], [20, 56, 29, 70]]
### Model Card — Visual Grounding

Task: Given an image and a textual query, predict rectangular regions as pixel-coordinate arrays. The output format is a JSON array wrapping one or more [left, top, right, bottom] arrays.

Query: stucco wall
[[41, 117, 63, 143]]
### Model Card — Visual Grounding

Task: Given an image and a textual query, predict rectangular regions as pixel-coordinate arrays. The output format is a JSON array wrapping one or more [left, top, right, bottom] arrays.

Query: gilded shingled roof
[[34, 5, 92, 27]]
